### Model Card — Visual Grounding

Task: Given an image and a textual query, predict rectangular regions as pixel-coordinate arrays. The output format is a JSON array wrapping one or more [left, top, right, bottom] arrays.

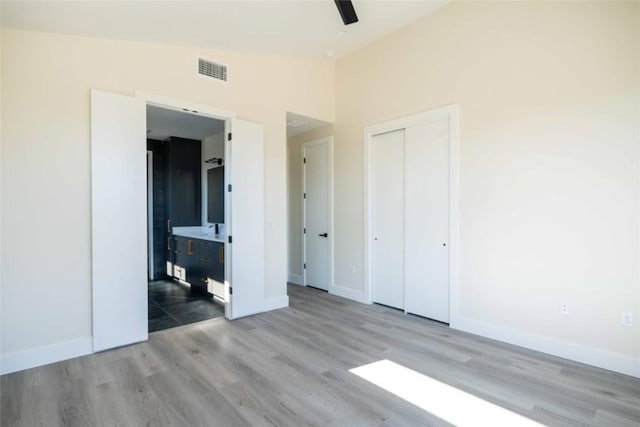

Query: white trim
[[302, 136, 334, 294], [331, 284, 369, 304], [454, 316, 640, 378], [135, 91, 237, 120], [263, 295, 290, 312], [288, 273, 303, 285], [134, 91, 236, 320], [1, 338, 93, 375], [224, 120, 233, 320], [363, 105, 460, 327], [147, 151, 154, 280]]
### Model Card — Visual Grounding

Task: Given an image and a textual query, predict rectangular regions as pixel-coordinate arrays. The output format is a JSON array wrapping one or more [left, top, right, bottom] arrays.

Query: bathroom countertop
[[172, 226, 225, 243]]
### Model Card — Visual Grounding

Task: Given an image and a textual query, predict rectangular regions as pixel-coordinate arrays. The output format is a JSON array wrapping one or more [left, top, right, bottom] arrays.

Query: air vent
[[198, 57, 228, 82]]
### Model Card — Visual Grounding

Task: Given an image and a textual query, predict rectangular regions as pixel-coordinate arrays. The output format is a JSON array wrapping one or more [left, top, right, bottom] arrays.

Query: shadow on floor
[[148, 280, 224, 332]]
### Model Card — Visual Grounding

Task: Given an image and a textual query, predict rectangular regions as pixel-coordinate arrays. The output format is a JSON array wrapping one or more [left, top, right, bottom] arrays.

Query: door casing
[[135, 92, 237, 319]]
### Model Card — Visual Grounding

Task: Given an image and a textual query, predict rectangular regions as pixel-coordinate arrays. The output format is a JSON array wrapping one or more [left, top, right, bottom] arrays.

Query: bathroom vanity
[[170, 226, 225, 298]]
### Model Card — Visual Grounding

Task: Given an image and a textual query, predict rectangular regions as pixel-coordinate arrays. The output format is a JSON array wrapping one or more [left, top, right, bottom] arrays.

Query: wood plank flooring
[[2, 284, 639, 426]]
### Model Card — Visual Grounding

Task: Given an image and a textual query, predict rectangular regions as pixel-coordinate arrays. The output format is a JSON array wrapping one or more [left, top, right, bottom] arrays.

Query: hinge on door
[[229, 287, 233, 295], [228, 236, 232, 244], [227, 132, 232, 141], [228, 184, 232, 192], [303, 193, 306, 199], [304, 263, 306, 269], [303, 158, 306, 164], [303, 228, 306, 234]]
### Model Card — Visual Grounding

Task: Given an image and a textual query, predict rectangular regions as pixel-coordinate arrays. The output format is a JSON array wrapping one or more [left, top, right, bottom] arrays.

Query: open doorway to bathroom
[[146, 105, 226, 332]]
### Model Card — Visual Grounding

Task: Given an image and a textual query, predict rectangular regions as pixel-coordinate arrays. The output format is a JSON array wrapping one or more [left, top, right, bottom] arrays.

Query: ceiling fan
[[334, 0, 359, 25]]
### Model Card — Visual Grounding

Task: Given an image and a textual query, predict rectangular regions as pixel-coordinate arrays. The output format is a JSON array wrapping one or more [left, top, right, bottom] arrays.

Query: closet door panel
[[372, 129, 405, 309], [404, 120, 450, 322]]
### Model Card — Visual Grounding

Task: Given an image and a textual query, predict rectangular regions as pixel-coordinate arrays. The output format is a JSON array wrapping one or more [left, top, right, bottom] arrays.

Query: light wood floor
[[2, 284, 639, 427]]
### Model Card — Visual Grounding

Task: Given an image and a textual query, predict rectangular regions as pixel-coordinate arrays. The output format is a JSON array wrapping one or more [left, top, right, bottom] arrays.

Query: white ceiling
[[287, 111, 332, 137], [147, 105, 224, 141], [0, 0, 448, 59]]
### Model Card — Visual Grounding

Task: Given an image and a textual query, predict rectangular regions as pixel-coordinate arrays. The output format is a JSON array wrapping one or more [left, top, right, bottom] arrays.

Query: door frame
[[302, 137, 334, 292], [135, 91, 237, 319], [363, 104, 460, 327], [147, 150, 154, 280]]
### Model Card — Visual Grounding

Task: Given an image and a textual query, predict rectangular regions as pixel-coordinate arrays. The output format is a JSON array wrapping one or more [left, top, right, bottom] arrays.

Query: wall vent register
[[198, 57, 228, 82]]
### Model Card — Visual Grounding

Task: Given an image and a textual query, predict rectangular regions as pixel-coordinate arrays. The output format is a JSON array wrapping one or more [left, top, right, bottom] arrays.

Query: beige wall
[[0, 29, 334, 358], [287, 125, 334, 282], [333, 1, 640, 371]]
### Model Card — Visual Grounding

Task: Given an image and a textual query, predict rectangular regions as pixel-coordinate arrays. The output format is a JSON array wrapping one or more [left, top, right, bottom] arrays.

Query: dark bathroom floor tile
[[148, 280, 223, 332], [148, 315, 181, 333], [163, 299, 225, 324]]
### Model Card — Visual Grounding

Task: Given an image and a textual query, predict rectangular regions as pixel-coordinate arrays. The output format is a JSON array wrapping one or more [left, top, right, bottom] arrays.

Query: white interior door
[[228, 118, 265, 318], [372, 129, 405, 309], [404, 120, 450, 322], [303, 139, 331, 291], [91, 90, 147, 352]]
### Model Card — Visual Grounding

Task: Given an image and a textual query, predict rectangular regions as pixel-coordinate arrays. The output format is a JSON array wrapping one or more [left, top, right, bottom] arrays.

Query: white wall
[[287, 125, 333, 284], [201, 131, 225, 226], [0, 29, 334, 370], [333, 1, 640, 375]]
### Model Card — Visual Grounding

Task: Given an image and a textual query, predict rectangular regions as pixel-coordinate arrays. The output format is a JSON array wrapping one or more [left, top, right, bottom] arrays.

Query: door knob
[[318, 233, 328, 238]]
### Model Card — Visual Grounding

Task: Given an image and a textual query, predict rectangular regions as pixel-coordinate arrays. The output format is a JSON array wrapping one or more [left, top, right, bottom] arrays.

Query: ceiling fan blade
[[334, 0, 359, 25]]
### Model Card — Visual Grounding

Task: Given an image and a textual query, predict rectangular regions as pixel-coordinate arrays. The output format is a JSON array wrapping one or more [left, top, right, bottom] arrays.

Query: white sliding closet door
[[404, 120, 450, 323], [372, 129, 405, 309], [91, 90, 148, 352]]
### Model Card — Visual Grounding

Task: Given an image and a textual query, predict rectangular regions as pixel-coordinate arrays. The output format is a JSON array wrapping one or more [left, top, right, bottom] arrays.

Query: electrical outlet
[[621, 312, 633, 327], [560, 304, 569, 315]]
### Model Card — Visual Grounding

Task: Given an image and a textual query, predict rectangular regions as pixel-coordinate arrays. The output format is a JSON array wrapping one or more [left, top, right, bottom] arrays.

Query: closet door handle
[[318, 233, 328, 238], [167, 219, 171, 233]]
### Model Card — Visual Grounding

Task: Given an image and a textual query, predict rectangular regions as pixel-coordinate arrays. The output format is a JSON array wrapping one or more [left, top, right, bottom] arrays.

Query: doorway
[[145, 105, 226, 332], [365, 106, 460, 324], [91, 90, 266, 353], [302, 137, 333, 291]]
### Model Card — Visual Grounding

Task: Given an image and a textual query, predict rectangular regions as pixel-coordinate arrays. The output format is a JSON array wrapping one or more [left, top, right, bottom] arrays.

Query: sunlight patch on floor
[[350, 360, 545, 427]]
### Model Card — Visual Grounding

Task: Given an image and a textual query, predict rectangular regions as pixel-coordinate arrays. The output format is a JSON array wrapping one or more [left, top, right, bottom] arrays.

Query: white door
[[91, 90, 148, 352], [303, 139, 331, 291], [227, 118, 265, 319], [404, 120, 450, 323], [372, 129, 405, 309]]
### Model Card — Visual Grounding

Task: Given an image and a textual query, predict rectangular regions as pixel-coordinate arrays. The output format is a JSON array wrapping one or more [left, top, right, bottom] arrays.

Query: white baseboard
[[330, 284, 369, 304], [452, 315, 640, 378], [263, 294, 289, 312], [1, 337, 93, 375], [287, 273, 303, 286]]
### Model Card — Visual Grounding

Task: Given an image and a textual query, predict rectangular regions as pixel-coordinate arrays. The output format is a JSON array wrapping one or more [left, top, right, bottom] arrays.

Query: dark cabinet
[[185, 240, 204, 290], [172, 236, 224, 294], [173, 236, 188, 281], [167, 137, 202, 228], [150, 137, 202, 280], [200, 240, 224, 284]]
